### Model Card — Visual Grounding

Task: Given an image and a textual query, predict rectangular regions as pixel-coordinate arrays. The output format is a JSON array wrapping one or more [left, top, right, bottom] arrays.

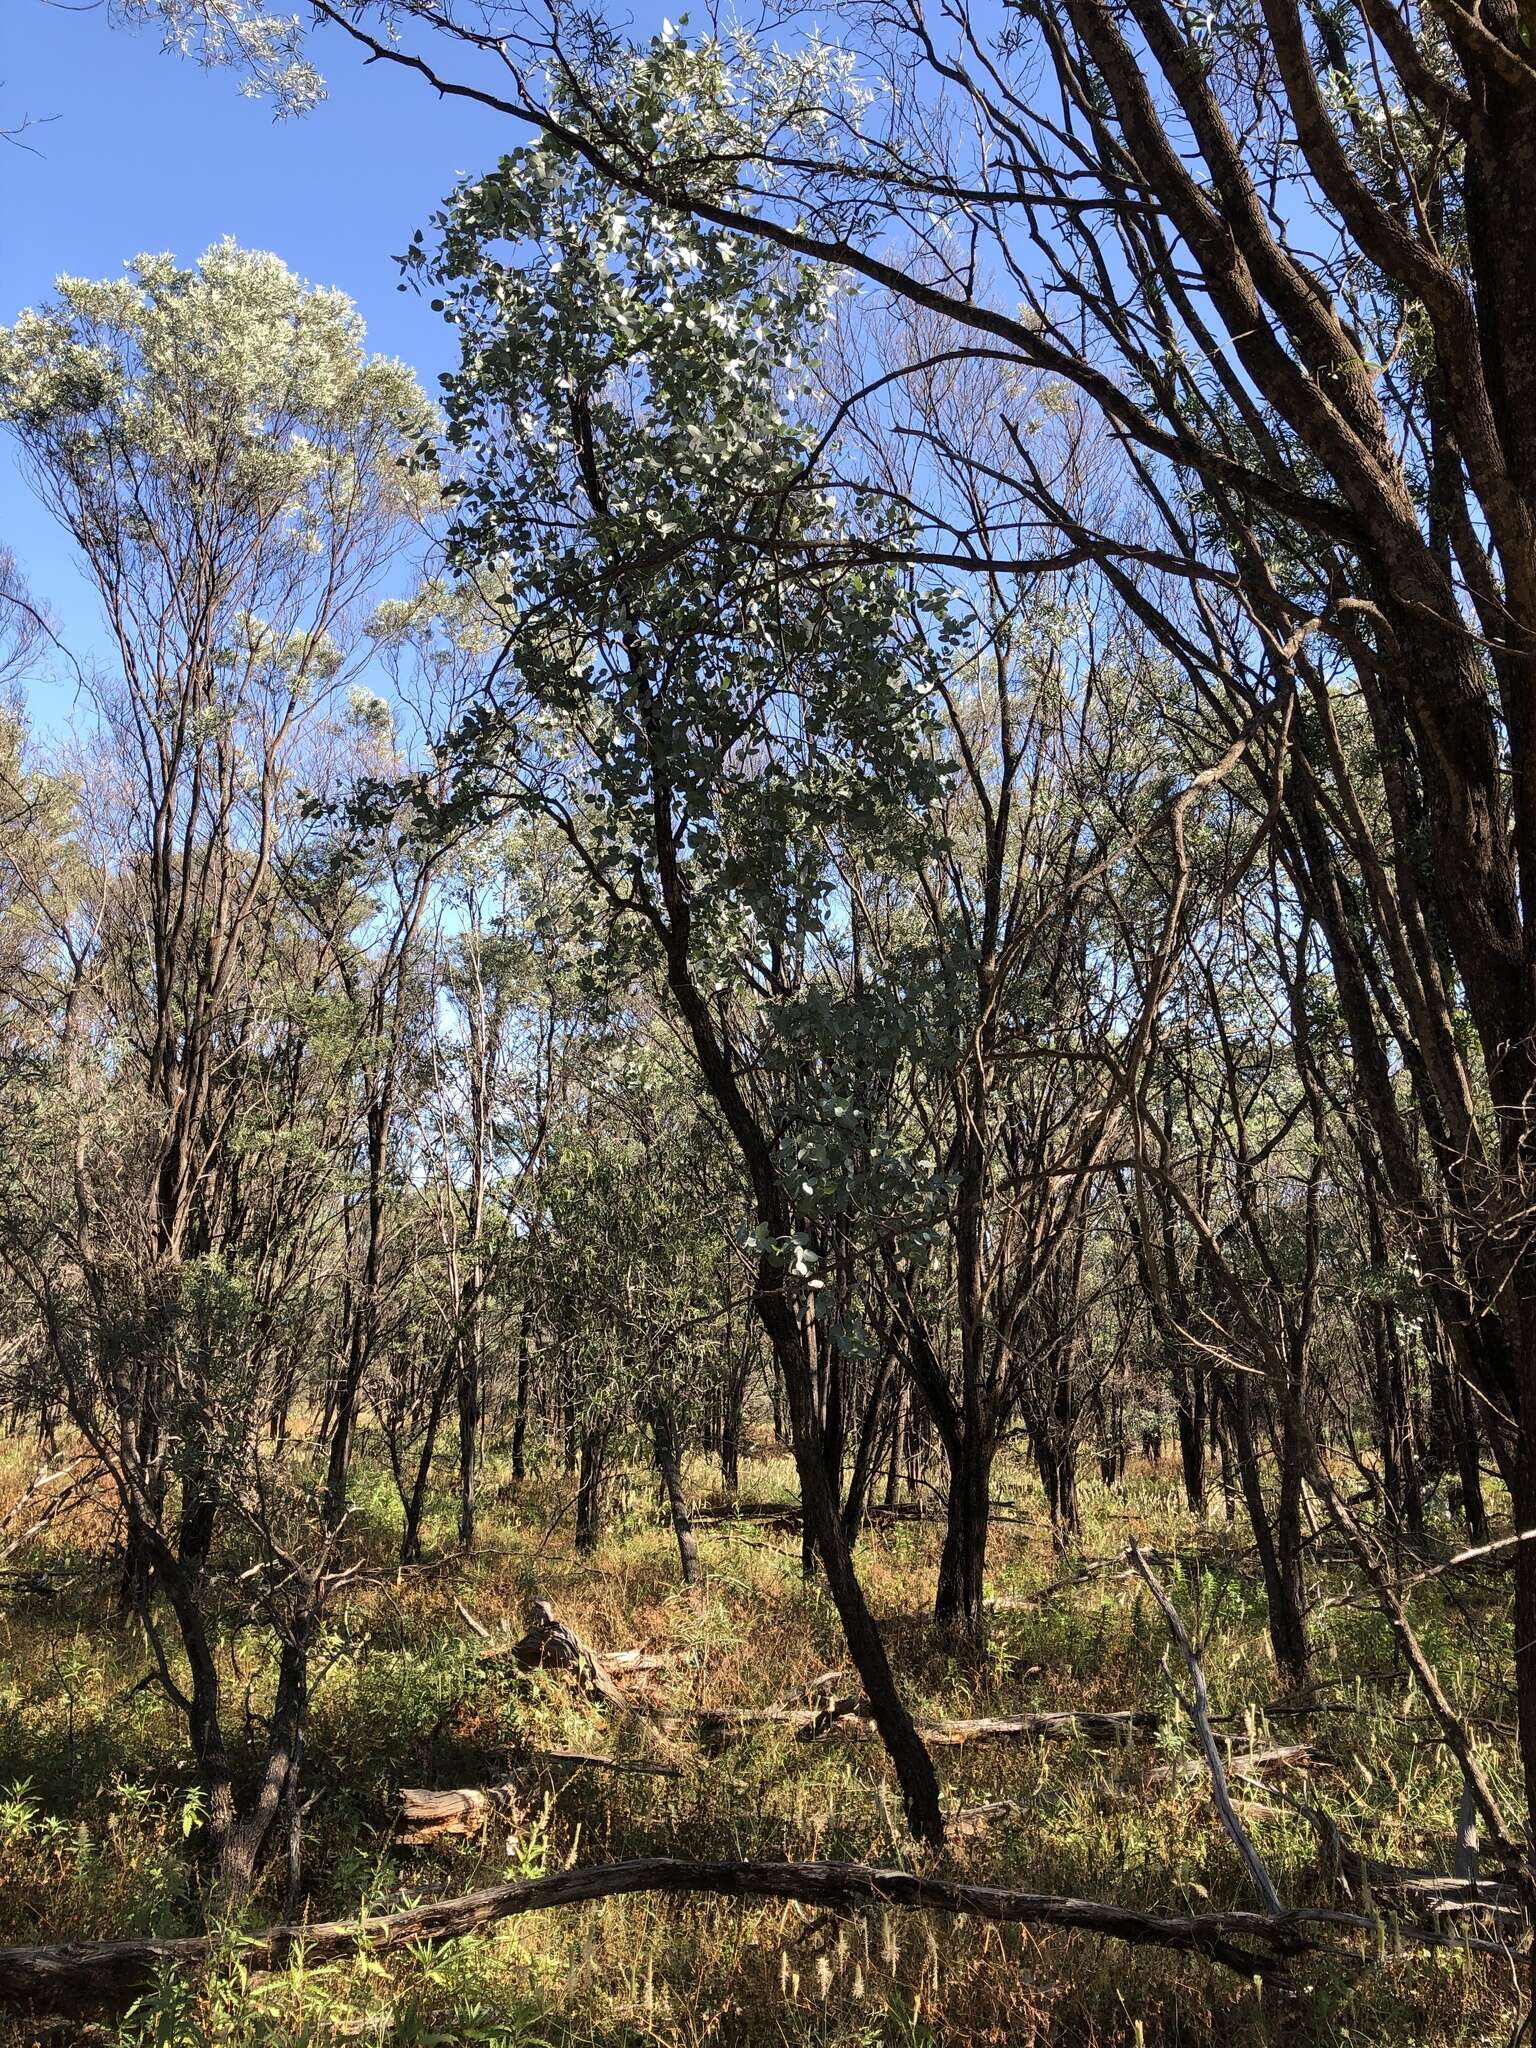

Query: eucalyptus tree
[[0, 244, 434, 1890], [416, 838, 537, 1553], [871, 582, 1181, 1631], [526, 1029, 740, 1581], [410, 138, 951, 1839], [305, 618, 484, 1529]]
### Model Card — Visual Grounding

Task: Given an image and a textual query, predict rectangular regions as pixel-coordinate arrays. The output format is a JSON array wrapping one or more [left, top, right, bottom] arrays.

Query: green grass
[[0, 1439, 1518, 2046]]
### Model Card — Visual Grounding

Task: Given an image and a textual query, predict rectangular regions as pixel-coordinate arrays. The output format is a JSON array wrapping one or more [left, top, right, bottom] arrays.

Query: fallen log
[[399, 1734, 1305, 1846], [0, 1853, 1358, 2014], [692, 1500, 1036, 1531], [1151, 1743, 1325, 1788], [530, 1747, 682, 1778], [690, 1502, 801, 1528], [398, 1752, 684, 1840], [687, 1695, 867, 1745], [398, 1782, 520, 1844], [916, 1711, 1160, 1748], [1246, 1782, 1525, 1932], [988, 1550, 1175, 1612], [476, 1601, 629, 1706], [602, 1649, 685, 1675], [681, 1702, 1161, 1748], [469, 1601, 686, 1692]]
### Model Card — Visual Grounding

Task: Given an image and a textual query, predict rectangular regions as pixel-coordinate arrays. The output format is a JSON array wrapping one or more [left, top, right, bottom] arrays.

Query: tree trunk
[[1371, 1303, 1424, 1541], [1172, 1358, 1207, 1517], [649, 1401, 700, 1588], [934, 1429, 992, 1650], [884, 1377, 908, 1510], [562, 1358, 578, 1478], [719, 1381, 742, 1497], [511, 1303, 533, 1486], [401, 1360, 452, 1566], [456, 1329, 480, 1553], [1219, 1381, 1309, 1688], [575, 1430, 605, 1554], [1429, 1317, 1488, 1542], [761, 1287, 943, 1845]]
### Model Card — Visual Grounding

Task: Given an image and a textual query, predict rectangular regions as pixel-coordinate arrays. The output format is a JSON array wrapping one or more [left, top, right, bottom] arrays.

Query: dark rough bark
[[400, 1356, 452, 1566], [934, 1432, 993, 1648], [511, 1300, 533, 1486], [757, 1282, 943, 1843], [456, 1328, 480, 1551], [1172, 1360, 1207, 1518], [883, 1377, 908, 1510], [1218, 1381, 1309, 1688], [1428, 1319, 1489, 1543], [131, 1518, 314, 1902]]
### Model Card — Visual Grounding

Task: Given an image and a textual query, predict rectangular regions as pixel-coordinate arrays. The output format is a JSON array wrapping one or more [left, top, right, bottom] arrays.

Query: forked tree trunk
[[1218, 1381, 1309, 1689], [1172, 1357, 1206, 1517], [401, 1357, 452, 1566], [756, 1284, 943, 1845], [656, 893, 942, 1844]]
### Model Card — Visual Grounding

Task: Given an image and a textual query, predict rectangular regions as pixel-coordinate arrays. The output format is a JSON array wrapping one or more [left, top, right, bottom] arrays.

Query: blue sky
[[3, 3, 519, 721]]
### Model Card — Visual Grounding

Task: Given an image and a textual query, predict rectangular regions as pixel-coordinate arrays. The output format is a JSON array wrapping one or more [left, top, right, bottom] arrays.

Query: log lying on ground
[[1151, 1742, 1325, 1788], [681, 1700, 1161, 1748], [399, 1735, 1314, 1844], [988, 1550, 1176, 1612], [0, 1853, 1369, 2014], [398, 1752, 684, 1841], [468, 1600, 687, 1694], [508, 1601, 629, 1706], [693, 1501, 1043, 1533], [916, 1711, 1160, 1748], [690, 1501, 801, 1529], [941, 1746, 1322, 1840], [1248, 1783, 1526, 1932], [398, 1782, 520, 1844]]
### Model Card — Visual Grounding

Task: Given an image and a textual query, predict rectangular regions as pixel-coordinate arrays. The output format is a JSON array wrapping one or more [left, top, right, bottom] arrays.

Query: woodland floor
[[0, 1441, 1518, 2047]]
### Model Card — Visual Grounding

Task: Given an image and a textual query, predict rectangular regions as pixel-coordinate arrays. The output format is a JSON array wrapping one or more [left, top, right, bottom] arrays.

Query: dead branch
[[678, 1701, 1161, 1748], [479, 1600, 627, 1707], [1238, 1783, 1523, 1933], [1128, 1541, 1285, 1917], [0, 1853, 1356, 2014], [0, 1457, 94, 1567], [469, 1600, 686, 1694], [397, 1751, 685, 1839], [1150, 1741, 1326, 1789], [1307, 1475, 1520, 1861]]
